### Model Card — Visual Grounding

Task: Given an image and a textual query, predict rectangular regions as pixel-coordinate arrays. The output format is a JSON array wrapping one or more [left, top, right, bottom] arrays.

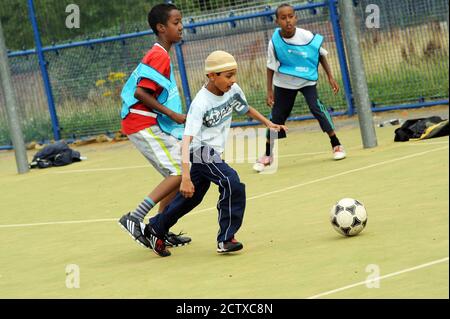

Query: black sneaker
[[217, 237, 243, 253], [164, 231, 192, 247], [144, 225, 171, 257], [118, 213, 151, 249]]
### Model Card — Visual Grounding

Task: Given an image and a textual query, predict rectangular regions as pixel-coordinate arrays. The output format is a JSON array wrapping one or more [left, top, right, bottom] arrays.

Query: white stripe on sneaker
[[127, 220, 134, 235]]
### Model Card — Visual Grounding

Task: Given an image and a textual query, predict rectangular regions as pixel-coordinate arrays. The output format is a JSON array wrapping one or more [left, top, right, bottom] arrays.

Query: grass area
[[0, 124, 448, 298]]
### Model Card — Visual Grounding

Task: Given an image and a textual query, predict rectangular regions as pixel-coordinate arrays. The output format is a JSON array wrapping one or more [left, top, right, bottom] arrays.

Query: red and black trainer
[[217, 237, 243, 253], [144, 225, 171, 257], [164, 231, 192, 248]]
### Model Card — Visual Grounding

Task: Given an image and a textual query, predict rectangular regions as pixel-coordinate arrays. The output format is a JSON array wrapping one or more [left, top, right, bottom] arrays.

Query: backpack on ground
[[30, 141, 82, 169]]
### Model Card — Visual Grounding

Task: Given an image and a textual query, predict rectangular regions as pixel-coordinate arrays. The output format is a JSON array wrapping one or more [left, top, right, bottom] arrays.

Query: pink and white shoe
[[333, 145, 346, 160], [253, 154, 273, 172]]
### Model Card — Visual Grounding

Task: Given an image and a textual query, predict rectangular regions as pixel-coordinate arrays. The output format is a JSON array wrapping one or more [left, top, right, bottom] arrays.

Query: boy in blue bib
[[118, 3, 191, 250], [254, 4, 346, 172]]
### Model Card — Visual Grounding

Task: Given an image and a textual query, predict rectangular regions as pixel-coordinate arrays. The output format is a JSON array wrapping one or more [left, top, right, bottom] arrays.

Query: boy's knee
[[231, 180, 246, 197], [310, 106, 322, 118]]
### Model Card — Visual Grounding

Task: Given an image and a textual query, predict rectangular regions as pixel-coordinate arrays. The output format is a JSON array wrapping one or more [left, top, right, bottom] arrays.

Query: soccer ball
[[330, 198, 367, 236]]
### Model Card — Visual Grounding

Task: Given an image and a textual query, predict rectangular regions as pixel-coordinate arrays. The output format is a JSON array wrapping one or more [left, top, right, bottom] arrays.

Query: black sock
[[265, 141, 273, 156], [330, 135, 341, 148]]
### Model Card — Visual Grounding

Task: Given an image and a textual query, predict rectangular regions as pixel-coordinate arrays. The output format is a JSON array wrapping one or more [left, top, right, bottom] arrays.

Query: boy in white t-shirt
[[143, 50, 287, 257], [254, 3, 345, 172]]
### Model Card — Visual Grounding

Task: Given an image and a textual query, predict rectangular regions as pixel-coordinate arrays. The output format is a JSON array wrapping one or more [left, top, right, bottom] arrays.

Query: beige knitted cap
[[204, 50, 238, 74]]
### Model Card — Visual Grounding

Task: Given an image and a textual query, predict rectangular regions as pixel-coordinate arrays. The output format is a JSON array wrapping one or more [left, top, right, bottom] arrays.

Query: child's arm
[[135, 87, 186, 124], [319, 55, 340, 95], [180, 135, 195, 198], [246, 106, 288, 133], [267, 68, 275, 107]]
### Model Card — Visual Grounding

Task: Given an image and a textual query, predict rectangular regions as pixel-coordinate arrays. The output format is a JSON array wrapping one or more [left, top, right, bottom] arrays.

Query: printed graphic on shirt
[[287, 49, 308, 58], [203, 93, 249, 127]]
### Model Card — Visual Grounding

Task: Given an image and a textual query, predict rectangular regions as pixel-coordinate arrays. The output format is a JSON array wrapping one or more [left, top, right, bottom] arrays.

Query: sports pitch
[[0, 121, 448, 298]]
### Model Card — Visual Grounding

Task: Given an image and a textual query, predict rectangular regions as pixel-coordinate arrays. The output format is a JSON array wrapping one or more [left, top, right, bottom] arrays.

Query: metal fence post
[[27, 0, 60, 141], [0, 19, 29, 173], [339, 0, 377, 148], [175, 41, 192, 111], [328, 0, 355, 116]]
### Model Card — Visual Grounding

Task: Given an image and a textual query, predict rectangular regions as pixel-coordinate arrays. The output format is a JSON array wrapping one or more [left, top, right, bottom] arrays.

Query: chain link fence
[[355, 0, 449, 107], [0, 0, 448, 146]]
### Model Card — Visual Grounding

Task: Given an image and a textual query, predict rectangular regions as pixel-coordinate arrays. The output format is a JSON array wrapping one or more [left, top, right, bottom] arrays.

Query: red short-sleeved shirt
[[121, 43, 171, 135]]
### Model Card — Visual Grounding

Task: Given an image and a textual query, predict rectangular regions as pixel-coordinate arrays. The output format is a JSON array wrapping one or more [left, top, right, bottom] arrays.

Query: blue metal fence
[[27, 0, 60, 141], [0, 0, 448, 149]]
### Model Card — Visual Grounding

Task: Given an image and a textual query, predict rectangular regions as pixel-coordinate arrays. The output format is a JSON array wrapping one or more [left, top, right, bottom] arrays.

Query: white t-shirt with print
[[267, 27, 328, 90], [184, 83, 249, 155]]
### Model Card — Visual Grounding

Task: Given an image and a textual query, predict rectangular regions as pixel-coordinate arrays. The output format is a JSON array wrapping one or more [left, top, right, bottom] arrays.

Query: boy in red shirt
[[118, 3, 190, 249]]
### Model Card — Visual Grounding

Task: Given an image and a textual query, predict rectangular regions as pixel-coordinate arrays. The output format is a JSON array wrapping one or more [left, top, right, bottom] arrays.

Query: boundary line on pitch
[[0, 145, 447, 229], [190, 145, 448, 214], [0, 218, 120, 228], [306, 257, 449, 299], [405, 141, 449, 146], [52, 165, 149, 173], [49, 141, 446, 174], [50, 150, 334, 174]]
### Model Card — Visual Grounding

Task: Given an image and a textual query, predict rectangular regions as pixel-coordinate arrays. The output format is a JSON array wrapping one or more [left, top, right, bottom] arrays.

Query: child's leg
[[128, 175, 180, 221], [127, 126, 182, 221], [204, 161, 246, 243], [119, 126, 184, 249], [299, 85, 342, 148], [149, 165, 211, 238], [157, 187, 179, 214], [264, 86, 298, 157], [156, 186, 193, 247]]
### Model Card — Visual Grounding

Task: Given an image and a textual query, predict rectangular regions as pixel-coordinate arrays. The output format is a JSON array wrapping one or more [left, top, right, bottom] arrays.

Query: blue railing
[[1, 0, 448, 148]]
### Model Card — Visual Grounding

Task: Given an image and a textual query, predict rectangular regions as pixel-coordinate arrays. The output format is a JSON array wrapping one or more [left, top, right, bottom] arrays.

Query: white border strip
[[307, 257, 449, 299], [189, 145, 448, 215], [51, 141, 448, 174], [52, 152, 333, 174], [0, 145, 447, 228], [0, 218, 117, 228], [52, 165, 148, 174]]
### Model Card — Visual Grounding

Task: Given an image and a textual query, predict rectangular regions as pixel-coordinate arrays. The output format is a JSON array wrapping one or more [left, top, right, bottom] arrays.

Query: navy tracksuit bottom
[[268, 84, 335, 139], [149, 147, 246, 243]]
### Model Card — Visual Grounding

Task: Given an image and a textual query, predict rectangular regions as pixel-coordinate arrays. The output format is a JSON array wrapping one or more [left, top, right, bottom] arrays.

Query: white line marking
[[246, 145, 449, 200], [307, 257, 449, 299], [190, 145, 448, 214], [406, 141, 449, 146], [45, 142, 447, 174], [0, 146, 447, 229], [0, 218, 117, 228], [52, 152, 333, 174], [52, 165, 148, 174]]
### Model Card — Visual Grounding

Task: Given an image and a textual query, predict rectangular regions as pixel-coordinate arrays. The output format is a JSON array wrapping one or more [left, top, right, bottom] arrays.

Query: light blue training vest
[[272, 28, 324, 81], [120, 62, 184, 140]]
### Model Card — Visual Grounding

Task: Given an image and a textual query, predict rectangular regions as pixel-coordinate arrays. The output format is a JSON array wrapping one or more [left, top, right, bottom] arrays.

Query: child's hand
[[267, 91, 274, 108], [267, 122, 288, 133], [180, 178, 195, 198], [171, 113, 187, 124], [328, 76, 340, 95]]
